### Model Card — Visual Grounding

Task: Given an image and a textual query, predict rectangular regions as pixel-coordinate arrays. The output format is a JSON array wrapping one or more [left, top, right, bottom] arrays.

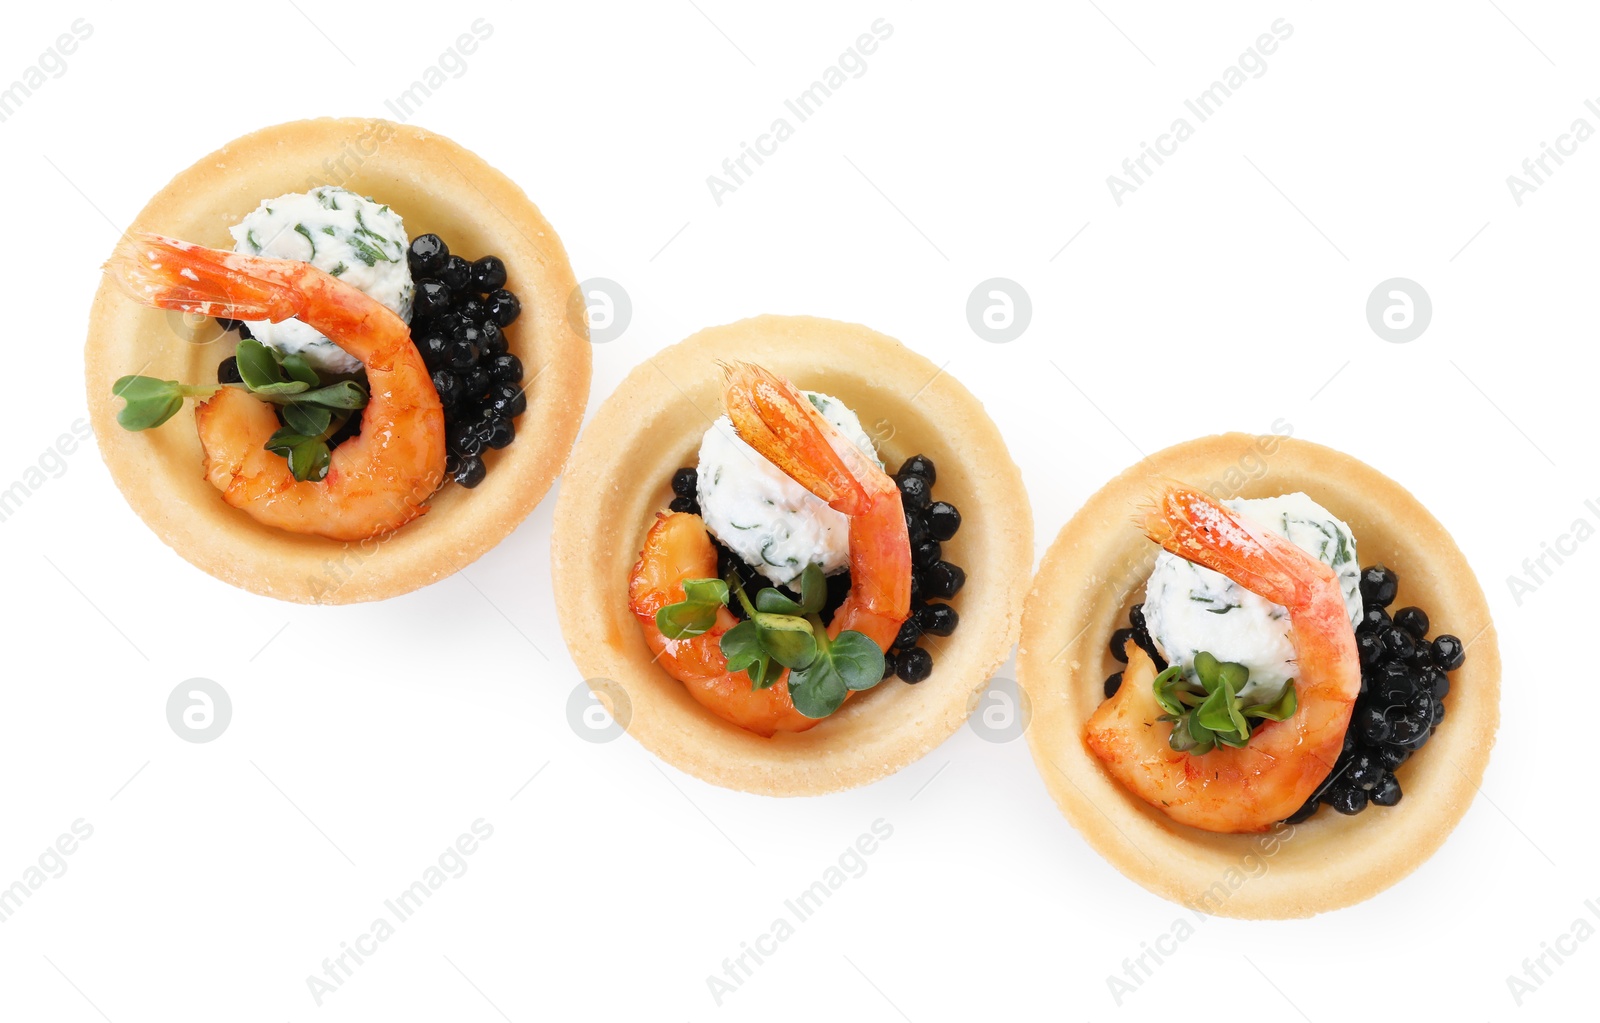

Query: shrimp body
[[1086, 486, 1361, 833], [628, 363, 911, 736], [109, 234, 444, 541]]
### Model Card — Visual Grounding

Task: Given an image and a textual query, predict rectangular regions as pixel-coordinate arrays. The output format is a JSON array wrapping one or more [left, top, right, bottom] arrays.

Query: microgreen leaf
[[1157, 651, 1292, 755], [111, 375, 212, 431], [1244, 681, 1298, 722], [787, 617, 887, 718], [282, 402, 332, 436], [655, 577, 728, 639], [280, 351, 320, 386], [234, 339, 283, 391], [721, 620, 779, 689], [754, 563, 826, 616], [750, 611, 818, 669]]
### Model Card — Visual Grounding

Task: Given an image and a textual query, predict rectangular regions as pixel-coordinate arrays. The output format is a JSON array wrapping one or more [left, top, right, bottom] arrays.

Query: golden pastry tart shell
[[551, 316, 1033, 796], [1016, 433, 1500, 918], [84, 117, 591, 603]]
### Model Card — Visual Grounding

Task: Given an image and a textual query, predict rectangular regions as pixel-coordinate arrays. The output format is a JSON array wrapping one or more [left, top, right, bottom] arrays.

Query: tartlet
[[551, 316, 1033, 795], [1016, 433, 1500, 918], [84, 117, 590, 603]]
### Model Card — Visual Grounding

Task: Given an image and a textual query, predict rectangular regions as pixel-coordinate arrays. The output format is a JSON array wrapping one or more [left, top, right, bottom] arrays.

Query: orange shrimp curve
[[628, 363, 911, 736], [107, 234, 445, 541], [1085, 485, 1361, 833]]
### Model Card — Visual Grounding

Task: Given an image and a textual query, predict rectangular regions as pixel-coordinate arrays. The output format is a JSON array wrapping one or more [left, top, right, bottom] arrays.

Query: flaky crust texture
[[84, 118, 591, 603], [550, 316, 1033, 796], [1016, 433, 1500, 918]]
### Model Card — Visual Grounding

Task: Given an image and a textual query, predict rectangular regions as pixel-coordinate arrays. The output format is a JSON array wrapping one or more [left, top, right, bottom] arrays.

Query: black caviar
[[1283, 563, 1463, 823], [407, 233, 527, 489], [665, 453, 966, 685]]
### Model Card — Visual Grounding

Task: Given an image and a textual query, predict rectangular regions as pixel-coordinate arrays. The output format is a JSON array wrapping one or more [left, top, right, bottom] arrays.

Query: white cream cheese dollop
[[229, 186, 412, 374], [696, 392, 881, 587], [1143, 492, 1363, 702]]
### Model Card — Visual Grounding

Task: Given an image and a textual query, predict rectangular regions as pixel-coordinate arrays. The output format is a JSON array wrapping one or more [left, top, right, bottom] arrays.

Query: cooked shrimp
[[1085, 485, 1360, 833], [628, 363, 911, 736], [107, 234, 444, 541]]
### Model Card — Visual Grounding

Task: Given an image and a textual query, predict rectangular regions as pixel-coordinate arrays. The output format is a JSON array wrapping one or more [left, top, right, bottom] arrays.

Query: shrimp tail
[[105, 233, 304, 323], [1139, 483, 1332, 610], [720, 361, 871, 516]]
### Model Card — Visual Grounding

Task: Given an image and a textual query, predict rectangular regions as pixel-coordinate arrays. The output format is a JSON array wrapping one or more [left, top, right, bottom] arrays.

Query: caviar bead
[[459, 296, 487, 322], [924, 561, 966, 600], [1389, 715, 1426, 749], [449, 422, 484, 457], [671, 467, 699, 500], [1380, 625, 1416, 662], [454, 454, 487, 488], [668, 496, 697, 514], [215, 317, 244, 333], [1104, 671, 1123, 698], [482, 418, 515, 450], [918, 602, 959, 637], [1359, 564, 1399, 608], [1357, 631, 1384, 669], [1327, 785, 1368, 815], [894, 618, 923, 650], [1358, 606, 1391, 635], [898, 454, 936, 484], [463, 368, 493, 402], [407, 234, 448, 276], [1373, 662, 1418, 705], [926, 501, 961, 541], [1393, 606, 1429, 639], [439, 254, 473, 293], [485, 289, 521, 327], [417, 330, 451, 369], [882, 652, 899, 680], [430, 369, 462, 408], [488, 352, 522, 383], [1418, 665, 1449, 700], [1370, 774, 1402, 807], [1379, 745, 1411, 770], [897, 646, 933, 683], [413, 279, 452, 320], [896, 472, 931, 510], [1356, 705, 1392, 745], [905, 513, 931, 546], [913, 540, 942, 569], [471, 255, 508, 292], [445, 337, 479, 371], [478, 321, 508, 357], [1431, 634, 1465, 671], [1110, 628, 1135, 662], [489, 383, 527, 418], [1349, 751, 1386, 791], [217, 356, 242, 384]]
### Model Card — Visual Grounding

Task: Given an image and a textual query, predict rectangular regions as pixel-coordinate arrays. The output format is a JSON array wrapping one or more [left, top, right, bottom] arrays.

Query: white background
[[0, 2, 1591, 1020]]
